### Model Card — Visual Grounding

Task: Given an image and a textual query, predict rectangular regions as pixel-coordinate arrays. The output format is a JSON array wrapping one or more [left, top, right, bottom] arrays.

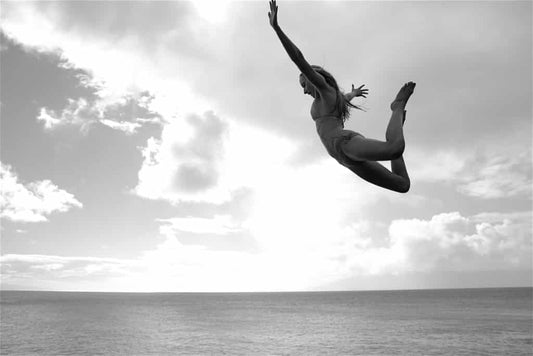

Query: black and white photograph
[[1, 0, 531, 354]]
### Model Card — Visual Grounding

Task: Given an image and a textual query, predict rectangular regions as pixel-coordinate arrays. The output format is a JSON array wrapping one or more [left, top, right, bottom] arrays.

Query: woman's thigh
[[345, 160, 408, 193], [342, 135, 399, 162]]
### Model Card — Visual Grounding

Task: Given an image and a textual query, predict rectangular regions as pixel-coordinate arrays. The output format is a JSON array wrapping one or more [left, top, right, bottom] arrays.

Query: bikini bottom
[[321, 129, 364, 166]]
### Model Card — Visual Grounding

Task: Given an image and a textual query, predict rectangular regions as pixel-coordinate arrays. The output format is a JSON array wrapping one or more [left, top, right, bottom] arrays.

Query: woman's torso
[[311, 95, 345, 138], [310, 90, 337, 119]]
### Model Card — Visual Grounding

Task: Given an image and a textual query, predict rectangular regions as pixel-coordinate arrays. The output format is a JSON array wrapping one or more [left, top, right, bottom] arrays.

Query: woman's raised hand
[[268, 0, 279, 28], [352, 84, 369, 98]]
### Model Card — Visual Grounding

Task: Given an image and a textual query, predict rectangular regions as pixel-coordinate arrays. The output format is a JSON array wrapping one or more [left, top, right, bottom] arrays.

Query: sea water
[[1, 288, 532, 355]]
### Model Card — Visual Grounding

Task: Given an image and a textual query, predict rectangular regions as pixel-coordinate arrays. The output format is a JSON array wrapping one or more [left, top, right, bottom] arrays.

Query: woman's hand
[[351, 84, 369, 98], [268, 0, 279, 28]]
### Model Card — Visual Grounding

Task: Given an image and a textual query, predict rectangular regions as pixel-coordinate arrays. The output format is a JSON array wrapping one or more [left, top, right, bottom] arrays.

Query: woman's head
[[298, 66, 338, 98], [299, 73, 316, 97], [300, 65, 362, 122], [311, 65, 340, 91]]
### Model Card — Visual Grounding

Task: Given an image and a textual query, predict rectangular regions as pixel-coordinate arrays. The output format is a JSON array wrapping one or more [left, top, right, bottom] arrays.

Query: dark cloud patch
[[174, 163, 217, 192], [183, 111, 227, 161], [171, 111, 228, 193]]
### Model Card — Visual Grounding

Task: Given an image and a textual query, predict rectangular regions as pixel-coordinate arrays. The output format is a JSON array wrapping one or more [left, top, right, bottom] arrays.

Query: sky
[[0, 0, 531, 292]]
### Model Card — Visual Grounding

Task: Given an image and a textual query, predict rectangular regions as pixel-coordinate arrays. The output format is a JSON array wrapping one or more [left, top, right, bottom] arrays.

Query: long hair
[[311, 65, 363, 123]]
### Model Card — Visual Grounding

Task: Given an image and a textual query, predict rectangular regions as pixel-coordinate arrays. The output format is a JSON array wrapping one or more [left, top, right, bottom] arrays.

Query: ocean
[[1, 288, 531, 355]]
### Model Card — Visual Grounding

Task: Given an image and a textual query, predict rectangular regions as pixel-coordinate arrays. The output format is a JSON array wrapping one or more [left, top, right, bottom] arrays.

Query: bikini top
[[312, 91, 343, 121]]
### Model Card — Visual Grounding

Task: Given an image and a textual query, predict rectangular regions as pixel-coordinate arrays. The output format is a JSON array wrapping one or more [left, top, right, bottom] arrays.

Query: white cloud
[[0, 163, 82, 223], [3, 210, 529, 291], [36, 108, 63, 129], [99, 119, 141, 135], [384, 211, 532, 272], [134, 111, 232, 203], [37, 98, 96, 132], [36, 90, 160, 135]]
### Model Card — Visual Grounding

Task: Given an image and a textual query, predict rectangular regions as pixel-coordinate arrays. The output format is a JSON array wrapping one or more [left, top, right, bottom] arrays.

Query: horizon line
[[2, 285, 532, 295]]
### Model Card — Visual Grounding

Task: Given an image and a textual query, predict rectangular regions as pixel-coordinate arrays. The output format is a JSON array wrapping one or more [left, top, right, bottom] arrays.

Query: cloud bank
[[2, 210, 529, 291]]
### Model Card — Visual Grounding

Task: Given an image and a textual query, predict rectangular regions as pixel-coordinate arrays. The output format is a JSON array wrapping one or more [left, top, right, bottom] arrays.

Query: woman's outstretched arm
[[268, 0, 328, 90]]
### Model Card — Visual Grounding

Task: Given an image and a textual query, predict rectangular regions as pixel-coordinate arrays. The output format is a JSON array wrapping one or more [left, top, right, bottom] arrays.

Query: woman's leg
[[341, 82, 415, 162], [341, 108, 405, 161], [391, 105, 410, 186], [391, 156, 410, 188], [348, 159, 410, 193]]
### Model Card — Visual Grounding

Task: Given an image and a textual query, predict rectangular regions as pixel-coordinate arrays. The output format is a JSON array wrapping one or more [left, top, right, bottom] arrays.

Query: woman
[[268, 0, 415, 193]]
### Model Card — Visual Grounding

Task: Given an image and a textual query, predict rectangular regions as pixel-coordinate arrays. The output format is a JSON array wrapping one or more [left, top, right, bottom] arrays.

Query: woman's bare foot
[[391, 82, 416, 111]]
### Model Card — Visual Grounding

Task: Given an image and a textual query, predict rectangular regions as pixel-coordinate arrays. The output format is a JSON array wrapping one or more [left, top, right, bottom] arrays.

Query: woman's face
[[299, 74, 315, 97]]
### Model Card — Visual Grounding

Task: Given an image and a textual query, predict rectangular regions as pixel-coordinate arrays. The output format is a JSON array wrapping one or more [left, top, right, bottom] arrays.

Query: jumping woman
[[268, 0, 415, 193]]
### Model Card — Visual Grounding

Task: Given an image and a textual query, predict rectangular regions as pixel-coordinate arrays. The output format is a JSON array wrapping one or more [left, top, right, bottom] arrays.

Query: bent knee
[[389, 140, 405, 160], [396, 179, 410, 193]]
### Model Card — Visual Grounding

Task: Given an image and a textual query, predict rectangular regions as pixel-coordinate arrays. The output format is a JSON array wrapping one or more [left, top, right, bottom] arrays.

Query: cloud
[[2, 210, 529, 291], [2, 5, 169, 138], [384, 211, 532, 272], [458, 151, 532, 199], [37, 98, 96, 132], [133, 107, 394, 206], [36, 108, 62, 129], [99, 119, 141, 135], [408, 141, 532, 199], [35, 86, 162, 135], [134, 111, 231, 203], [172, 112, 228, 192], [1, 1, 213, 119], [0, 163, 82, 223]]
